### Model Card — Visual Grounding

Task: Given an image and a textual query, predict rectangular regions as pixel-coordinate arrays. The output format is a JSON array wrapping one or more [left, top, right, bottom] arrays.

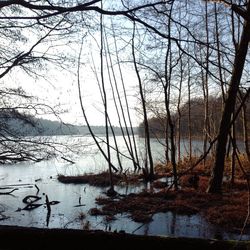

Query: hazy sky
[[1, 7, 144, 127], [4, 0, 236, 128], [7, 41, 140, 127]]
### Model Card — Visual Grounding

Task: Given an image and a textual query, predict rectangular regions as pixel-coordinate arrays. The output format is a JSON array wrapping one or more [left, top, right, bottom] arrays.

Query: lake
[[0, 135, 248, 240]]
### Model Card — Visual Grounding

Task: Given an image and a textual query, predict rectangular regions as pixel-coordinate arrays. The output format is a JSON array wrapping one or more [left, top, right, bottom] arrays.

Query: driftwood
[[22, 203, 42, 211], [35, 184, 40, 193], [73, 196, 86, 207], [45, 194, 51, 227], [21, 195, 60, 212], [22, 195, 42, 211], [73, 204, 86, 207], [0, 183, 34, 188], [0, 183, 37, 195], [22, 195, 41, 204], [44, 194, 60, 226], [0, 183, 40, 196], [0, 188, 18, 195]]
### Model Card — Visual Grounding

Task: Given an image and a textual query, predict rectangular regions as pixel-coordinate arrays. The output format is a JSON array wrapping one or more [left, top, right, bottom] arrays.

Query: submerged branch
[[0, 188, 18, 195]]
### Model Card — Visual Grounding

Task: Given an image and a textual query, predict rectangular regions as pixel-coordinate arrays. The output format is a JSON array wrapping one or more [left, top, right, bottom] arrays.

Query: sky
[[2, 0, 243, 128], [7, 42, 140, 127], [1, 7, 143, 127]]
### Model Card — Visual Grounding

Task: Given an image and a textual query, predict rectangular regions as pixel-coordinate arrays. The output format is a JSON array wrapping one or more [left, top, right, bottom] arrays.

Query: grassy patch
[[57, 171, 164, 187], [59, 155, 250, 232]]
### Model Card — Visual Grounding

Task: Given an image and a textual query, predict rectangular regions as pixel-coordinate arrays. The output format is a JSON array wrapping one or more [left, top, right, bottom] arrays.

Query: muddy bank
[[0, 225, 249, 250]]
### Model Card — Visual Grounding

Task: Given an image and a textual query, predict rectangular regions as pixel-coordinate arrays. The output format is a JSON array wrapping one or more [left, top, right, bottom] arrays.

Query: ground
[[0, 225, 249, 250]]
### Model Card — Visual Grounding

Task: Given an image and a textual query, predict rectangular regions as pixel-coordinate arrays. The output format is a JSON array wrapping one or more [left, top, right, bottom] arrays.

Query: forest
[[139, 95, 250, 138], [0, 0, 250, 249], [0, 110, 129, 136]]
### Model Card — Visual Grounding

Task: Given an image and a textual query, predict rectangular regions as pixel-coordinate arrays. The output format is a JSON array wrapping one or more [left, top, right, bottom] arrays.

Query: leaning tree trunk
[[207, 2, 250, 194], [100, 7, 115, 195], [132, 22, 154, 181]]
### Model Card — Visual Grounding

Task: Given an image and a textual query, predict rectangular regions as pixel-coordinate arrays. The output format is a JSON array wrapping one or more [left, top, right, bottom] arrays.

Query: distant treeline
[[0, 111, 137, 137], [138, 96, 250, 138]]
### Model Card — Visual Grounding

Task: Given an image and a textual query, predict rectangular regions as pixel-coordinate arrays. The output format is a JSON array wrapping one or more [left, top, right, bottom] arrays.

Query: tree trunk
[[242, 101, 250, 162], [111, 23, 141, 170], [239, 91, 250, 162], [230, 122, 236, 186], [164, 4, 178, 190], [132, 23, 154, 181], [203, 0, 211, 168], [207, 2, 250, 193], [177, 56, 183, 163], [100, 10, 115, 194], [187, 59, 192, 161]]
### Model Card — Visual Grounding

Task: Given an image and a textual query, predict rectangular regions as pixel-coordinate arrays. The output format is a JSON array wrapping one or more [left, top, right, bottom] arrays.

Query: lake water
[[0, 135, 249, 240]]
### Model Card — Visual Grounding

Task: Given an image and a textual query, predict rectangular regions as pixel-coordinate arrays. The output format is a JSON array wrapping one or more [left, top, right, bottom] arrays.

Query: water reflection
[[0, 135, 248, 240]]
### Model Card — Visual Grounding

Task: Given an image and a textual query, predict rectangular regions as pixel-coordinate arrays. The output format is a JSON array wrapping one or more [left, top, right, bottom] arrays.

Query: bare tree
[[207, 0, 250, 193], [132, 22, 154, 181]]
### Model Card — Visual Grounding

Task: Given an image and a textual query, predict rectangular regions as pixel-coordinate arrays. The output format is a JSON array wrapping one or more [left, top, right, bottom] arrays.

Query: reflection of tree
[[170, 213, 176, 236], [143, 222, 149, 236]]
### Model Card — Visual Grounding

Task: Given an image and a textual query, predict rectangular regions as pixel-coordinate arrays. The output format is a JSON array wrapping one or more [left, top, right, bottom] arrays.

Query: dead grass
[[92, 189, 203, 224], [152, 180, 168, 189], [206, 205, 248, 229], [58, 172, 121, 187], [156, 154, 250, 180], [57, 171, 142, 187], [89, 191, 197, 223], [91, 181, 250, 232], [61, 154, 250, 232]]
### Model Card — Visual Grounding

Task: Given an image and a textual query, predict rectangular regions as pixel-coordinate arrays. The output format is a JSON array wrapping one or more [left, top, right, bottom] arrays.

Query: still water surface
[[0, 135, 248, 240]]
